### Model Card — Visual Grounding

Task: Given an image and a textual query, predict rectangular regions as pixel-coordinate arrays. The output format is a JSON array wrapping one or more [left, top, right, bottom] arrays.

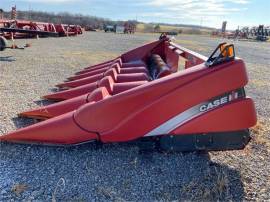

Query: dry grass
[[136, 23, 212, 35], [180, 167, 229, 201], [137, 23, 182, 32], [250, 79, 269, 87], [250, 117, 270, 150]]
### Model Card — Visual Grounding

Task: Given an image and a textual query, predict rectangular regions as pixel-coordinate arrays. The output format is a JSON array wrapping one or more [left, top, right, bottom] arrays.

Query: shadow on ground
[[33, 99, 55, 107], [10, 99, 58, 129], [0, 56, 16, 62], [0, 142, 245, 201], [11, 117, 39, 129], [48, 87, 61, 93]]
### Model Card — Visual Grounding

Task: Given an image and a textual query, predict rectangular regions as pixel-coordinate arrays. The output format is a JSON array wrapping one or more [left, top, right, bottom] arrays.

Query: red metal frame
[[0, 19, 82, 39]]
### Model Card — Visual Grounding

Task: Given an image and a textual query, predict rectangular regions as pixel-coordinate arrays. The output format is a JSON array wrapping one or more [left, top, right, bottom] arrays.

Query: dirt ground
[[0, 32, 269, 201]]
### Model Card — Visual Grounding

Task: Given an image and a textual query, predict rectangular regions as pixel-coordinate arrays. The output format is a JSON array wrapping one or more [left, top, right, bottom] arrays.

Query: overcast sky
[[0, 0, 269, 29]]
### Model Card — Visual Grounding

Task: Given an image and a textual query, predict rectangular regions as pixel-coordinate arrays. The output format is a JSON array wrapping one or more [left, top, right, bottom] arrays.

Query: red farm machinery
[[0, 35, 257, 152], [0, 19, 58, 39], [55, 24, 83, 37], [0, 19, 83, 39], [0, 6, 83, 39]]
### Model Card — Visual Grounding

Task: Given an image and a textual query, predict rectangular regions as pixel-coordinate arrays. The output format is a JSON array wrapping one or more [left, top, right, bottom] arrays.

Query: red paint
[[0, 39, 257, 146]]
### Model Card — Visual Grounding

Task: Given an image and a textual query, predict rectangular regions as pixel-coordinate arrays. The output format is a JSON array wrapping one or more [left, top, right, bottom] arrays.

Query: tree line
[[1, 9, 137, 29], [0, 9, 213, 32]]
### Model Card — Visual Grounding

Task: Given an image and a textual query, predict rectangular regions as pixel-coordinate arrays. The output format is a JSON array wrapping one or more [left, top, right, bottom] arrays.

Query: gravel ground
[[0, 32, 269, 201]]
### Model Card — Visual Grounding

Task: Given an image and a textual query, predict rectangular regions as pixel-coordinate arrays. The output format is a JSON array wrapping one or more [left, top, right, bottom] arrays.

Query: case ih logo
[[199, 91, 239, 112]]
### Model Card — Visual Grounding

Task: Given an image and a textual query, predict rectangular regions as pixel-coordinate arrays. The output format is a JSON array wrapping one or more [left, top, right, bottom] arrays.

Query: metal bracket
[[206, 43, 235, 67]]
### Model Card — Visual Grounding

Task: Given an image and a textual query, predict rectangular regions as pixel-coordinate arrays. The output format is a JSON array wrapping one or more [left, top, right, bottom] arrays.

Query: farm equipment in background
[[212, 23, 269, 41], [55, 24, 83, 37], [252, 25, 269, 41], [115, 26, 125, 34], [0, 6, 83, 39], [156, 31, 178, 36], [0, 6, 57, 39], [124, 22, 136, 34], [0, 36, 30, 51], [211, 30, 235, 39], [104, 25, 116, 32], [84, 26, 96, 32], [0, 20, 83, 39], [211, 21, 231, 38], [104, 22, 136, 34], [0, 19, 58, 39], [0, 35, 257, 152]]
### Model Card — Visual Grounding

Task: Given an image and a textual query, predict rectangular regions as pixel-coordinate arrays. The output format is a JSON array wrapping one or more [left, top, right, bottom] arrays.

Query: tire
[[0, 36, 8, 51]]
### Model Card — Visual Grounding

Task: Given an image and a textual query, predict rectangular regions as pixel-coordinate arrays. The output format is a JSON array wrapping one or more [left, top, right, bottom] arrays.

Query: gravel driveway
[[0, 32, 269, 201]]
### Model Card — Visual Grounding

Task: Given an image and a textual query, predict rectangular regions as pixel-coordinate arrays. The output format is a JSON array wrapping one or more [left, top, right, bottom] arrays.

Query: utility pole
[[0, 9, 4, 19], [11, 5, 17, 20]]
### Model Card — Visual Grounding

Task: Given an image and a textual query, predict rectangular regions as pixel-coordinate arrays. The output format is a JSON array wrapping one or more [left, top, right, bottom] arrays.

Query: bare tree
[[1, 9, 128, 30]]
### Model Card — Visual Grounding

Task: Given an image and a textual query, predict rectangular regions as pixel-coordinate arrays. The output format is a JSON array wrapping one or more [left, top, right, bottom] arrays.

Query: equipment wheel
[[0, 36, 8, 51]]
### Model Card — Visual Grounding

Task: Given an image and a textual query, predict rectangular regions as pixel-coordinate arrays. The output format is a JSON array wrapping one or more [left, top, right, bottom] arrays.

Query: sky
[[0, 0, 269, 29]]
